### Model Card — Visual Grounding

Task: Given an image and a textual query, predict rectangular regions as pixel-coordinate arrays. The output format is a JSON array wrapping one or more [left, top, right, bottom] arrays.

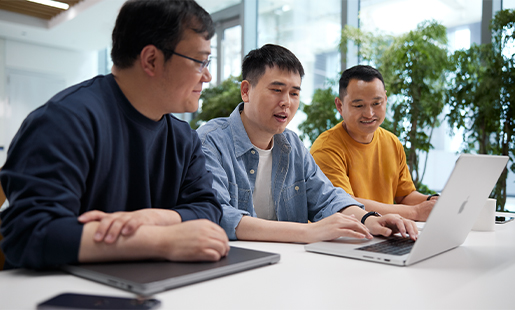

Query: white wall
[[0, 39, 99, 165], [5, 40, 98, 86]]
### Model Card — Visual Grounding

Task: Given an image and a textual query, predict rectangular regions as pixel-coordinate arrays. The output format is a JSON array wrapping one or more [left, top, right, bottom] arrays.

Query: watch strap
[[427, 193, 440, 201], [361, 211, 381, 224]]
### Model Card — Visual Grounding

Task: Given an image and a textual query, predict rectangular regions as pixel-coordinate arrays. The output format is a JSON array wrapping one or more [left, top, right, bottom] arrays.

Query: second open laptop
[[62, 246, 279, 296], [305, 154, 508, 266]]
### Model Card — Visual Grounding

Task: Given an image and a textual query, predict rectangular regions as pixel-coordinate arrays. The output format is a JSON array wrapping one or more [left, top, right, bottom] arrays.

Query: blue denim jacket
[[197, 103, 363, 240]]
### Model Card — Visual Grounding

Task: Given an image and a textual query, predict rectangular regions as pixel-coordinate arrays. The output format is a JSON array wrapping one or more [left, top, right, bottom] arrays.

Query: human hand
[[306, 213, 373, 243], [78, 209, 182, 244], [162, 219, 230, 261], [413, 198, 437, 221], [364, 214, 419, 240]]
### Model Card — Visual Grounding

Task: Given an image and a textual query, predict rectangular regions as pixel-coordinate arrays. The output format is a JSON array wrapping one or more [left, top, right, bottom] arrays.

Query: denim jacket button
[[251, 150, 256, 155], [295, 186, 299, 191], [250, 169, 255, 174]]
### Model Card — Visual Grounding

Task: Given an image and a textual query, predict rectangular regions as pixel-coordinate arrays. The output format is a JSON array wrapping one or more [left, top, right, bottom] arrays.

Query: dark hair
[[339, 65, 385, 98], [242, 44, 305, 86], [111, 0, 214, 69]]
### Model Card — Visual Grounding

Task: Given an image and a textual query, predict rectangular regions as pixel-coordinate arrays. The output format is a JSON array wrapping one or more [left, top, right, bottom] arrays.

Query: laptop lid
[[62, 246, 280, 296], [406, 154, 508, 265], [305, 154, 508, 266]]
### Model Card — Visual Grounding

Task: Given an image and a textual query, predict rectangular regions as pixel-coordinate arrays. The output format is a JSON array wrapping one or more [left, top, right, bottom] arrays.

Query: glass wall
[[504, 0, 515, 9], [360, 0, 482, 54], [209, 33, 219, 87], [197, 0, 241, 14], [257, 0, 342, 133], [222, 24, 243, 80]]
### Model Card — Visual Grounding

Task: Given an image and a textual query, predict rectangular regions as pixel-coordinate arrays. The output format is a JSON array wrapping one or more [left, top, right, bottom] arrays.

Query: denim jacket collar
[[229, 103, 291, 158]]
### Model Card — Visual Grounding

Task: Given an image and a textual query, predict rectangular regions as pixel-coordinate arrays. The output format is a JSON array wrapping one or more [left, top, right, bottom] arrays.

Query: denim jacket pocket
[[229, 181, 252, 213], [280, 180, 308, 221]]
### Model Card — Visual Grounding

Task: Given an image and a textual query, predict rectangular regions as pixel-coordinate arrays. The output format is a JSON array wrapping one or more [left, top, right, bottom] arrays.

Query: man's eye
[[272, 89, 281, 92], [291, 92, 299, 97]]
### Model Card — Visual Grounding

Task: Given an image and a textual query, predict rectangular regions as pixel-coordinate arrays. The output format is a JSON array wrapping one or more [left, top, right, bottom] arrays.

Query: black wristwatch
[[427, 193, 440, 201], [361, 211, 381, 224]]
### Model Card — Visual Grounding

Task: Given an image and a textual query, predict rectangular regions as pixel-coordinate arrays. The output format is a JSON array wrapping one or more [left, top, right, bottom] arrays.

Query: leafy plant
[[447, 9, 515, 211], [190, 75, 242, 129], [380, 20, 451, 187], [298, 84, 340, 145]]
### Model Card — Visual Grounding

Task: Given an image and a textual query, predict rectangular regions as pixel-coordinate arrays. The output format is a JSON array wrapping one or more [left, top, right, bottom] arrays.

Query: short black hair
[[242, 44, 305, 86], [111, 0, 214, 69], [339, 65, 385, 98]]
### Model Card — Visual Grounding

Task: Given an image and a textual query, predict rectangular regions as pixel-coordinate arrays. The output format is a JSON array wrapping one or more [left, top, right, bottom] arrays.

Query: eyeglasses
[[167, 50, 211, 73]]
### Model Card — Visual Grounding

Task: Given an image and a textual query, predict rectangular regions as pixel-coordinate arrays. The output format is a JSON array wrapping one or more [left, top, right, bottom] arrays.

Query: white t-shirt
[[252, 139, 277, 220]]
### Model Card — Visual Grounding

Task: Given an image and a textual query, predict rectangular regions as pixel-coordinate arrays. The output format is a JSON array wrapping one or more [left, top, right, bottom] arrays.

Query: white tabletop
[[1, 221, 515, 310]]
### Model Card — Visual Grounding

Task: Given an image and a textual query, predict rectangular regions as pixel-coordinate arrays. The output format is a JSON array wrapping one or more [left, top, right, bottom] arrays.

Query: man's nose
[[280, 92, 292, 108], [201, 67, 212, 83], [363, 105, 374, 118]]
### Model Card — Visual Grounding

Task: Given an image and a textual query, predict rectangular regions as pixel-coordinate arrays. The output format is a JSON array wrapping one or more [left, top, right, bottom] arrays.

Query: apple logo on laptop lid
[[458, 196, 469, 214]]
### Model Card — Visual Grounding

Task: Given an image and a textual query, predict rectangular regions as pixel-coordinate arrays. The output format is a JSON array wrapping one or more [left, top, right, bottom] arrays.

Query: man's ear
[[139, 45, 160, 77], [241, 80, 251, 103], [335, 97, 343, 115]]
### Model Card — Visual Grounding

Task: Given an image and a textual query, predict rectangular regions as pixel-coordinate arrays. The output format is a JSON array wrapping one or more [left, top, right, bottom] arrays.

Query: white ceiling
[[0, 0, 238, 52], [0, 0, 126, 51]]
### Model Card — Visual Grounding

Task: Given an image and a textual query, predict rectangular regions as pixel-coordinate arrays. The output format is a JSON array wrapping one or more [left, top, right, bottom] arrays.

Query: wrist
[[361, 211, 381, 225], [154, 226, 176, 259], [405, 204, 417, 221], [299, 223, 313, 243], [166, 210, 182, 225], [152, 209, 182, 226], [426, 194, 439, 201]]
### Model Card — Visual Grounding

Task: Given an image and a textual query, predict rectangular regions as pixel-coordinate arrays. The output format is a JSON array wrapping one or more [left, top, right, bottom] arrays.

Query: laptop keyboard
[[356, 238, 415, 256]]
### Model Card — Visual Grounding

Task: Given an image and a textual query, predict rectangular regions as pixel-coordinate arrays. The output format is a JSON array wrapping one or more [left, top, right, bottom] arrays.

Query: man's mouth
[[361, 119, 376, 124], [274, 113, 288, 123]]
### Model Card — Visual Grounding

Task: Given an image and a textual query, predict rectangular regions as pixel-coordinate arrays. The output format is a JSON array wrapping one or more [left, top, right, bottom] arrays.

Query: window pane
[[504, 0, 515, 9], [209, 33, 218, 87], [196, 0, 241, 13], [360, 0, 482, 51], [223, 25, 242, 80]]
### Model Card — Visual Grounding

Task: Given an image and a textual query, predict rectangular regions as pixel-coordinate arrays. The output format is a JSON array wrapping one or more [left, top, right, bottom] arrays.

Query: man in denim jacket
[[197, 44, 418, 243]]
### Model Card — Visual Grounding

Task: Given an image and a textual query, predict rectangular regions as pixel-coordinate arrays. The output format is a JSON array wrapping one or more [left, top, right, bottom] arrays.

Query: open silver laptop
[[63, 246, 279, 296], [305, 154, 508, 266]]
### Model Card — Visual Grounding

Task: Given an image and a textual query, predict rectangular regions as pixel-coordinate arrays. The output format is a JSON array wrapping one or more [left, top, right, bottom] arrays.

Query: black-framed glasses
[[167, 50, 211, 73]]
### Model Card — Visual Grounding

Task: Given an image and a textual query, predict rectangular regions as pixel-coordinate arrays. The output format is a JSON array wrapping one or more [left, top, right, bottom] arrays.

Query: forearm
[[78, 221, 166, 263], [339, 205, 367, 220], [235, 216, 309, 243], [351, 198, 416, 219], [396, 191, 428, 205]]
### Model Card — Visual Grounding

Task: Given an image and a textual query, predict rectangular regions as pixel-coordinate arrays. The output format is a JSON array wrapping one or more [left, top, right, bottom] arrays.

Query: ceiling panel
[[0, 0, 82, 20]]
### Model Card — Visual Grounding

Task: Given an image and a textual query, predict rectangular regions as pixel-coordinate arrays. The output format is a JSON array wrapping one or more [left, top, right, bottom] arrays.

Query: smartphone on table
[[37, 293, 161, 309]]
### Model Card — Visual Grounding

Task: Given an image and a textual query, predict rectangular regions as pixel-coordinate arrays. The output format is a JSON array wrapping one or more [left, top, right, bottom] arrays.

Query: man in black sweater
[[0, 0, 229, 270]]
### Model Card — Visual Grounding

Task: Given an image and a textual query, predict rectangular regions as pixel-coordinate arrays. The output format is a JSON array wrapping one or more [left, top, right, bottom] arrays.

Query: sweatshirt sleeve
[[0, 103, 92, 270], [172, 129, 223, 224]]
